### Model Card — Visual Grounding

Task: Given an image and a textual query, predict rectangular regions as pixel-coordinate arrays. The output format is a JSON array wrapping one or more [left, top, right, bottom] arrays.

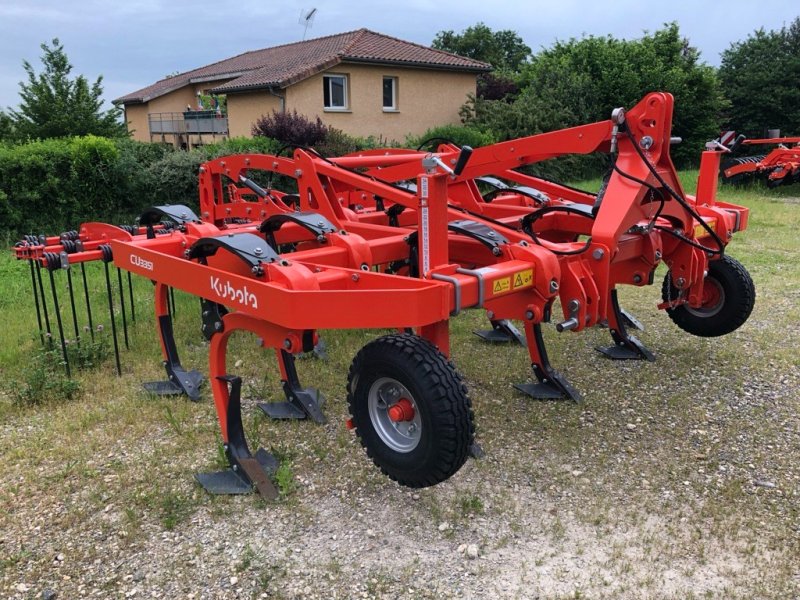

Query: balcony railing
[[148, 111, 228, 136]]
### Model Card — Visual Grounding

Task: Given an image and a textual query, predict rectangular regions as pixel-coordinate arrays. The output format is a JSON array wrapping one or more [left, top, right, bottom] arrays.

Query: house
[[114, 29, 491, 147]]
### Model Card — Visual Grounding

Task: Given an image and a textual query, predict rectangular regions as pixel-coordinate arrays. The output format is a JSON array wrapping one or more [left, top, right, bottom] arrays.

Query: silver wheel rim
[[367, 377, 422, 453], [685, 278, 725, 318]]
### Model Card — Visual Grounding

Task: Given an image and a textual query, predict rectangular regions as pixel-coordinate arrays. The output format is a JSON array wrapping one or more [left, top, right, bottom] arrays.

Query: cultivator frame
[[13, 92, 755, 497]]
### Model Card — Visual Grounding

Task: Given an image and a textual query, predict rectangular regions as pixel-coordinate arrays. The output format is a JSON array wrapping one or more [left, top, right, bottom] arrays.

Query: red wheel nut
[[388, 398, 415, 422]]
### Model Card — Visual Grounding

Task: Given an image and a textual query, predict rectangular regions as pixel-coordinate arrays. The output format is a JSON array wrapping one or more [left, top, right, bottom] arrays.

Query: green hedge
[[0, 136, 282, 239]]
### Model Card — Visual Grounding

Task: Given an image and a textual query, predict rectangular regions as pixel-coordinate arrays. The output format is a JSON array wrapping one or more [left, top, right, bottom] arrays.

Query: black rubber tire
[[662, 255, 755, 337], [347, 333, 474, 488]]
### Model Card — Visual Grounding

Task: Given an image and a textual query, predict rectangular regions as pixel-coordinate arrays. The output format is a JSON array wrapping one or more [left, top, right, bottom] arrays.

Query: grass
[[0, 175, 798, 598]]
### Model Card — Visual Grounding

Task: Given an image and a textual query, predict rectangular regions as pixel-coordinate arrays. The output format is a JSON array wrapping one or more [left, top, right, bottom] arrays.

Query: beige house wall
[[226, 91, 282, 138], [124, 104, 150, 142], [122, 66, 477, 144], [285, 63, 477, 141], [123, 80, 232, 142]]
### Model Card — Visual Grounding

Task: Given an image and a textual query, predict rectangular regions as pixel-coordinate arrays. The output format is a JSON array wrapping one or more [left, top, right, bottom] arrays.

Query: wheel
[[347, 333, 474, 488], [662, 255, 755, 337]]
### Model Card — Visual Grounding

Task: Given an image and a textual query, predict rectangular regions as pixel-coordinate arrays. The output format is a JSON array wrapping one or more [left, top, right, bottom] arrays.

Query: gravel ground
[[1, 196, 799, 600]]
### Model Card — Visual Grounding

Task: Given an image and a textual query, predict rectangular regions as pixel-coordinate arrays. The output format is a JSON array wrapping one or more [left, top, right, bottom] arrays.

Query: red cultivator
[[720, 135, 800, 187], [13, 93, 755, 498]]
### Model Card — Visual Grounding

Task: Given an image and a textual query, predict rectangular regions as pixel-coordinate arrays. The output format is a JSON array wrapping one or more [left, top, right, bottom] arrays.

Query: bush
[[407, 124, 496, 151], [8, 347, 80, 407], [462, 23, 725, 169], [252, 110, 329, 148]]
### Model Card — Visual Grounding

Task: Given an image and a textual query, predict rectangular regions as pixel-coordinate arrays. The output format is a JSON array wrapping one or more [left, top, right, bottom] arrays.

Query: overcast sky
[[0, 0, 796, 111]]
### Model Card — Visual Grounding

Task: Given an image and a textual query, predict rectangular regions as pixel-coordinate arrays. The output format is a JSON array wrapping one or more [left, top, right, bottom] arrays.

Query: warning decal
[[492, 277, 511, 294], [693, 219, 716, 238], [512, 269, 533, 289]]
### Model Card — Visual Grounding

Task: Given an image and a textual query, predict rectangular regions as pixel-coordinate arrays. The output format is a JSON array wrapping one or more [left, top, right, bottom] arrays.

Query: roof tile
[[115, 29, 489, 103]]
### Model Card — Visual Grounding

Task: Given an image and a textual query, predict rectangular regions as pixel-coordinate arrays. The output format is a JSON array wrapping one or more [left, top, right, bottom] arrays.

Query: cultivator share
[[13, 93, 756, 498]]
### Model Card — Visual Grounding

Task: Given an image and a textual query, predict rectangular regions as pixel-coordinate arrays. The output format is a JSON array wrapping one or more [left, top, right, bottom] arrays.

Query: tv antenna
[[299, 8, 317, 40]]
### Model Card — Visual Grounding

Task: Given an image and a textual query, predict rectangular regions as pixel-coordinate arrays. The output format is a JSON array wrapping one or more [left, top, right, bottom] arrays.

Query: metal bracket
[[187, 233, 279, 271], [139, 205, 199, 239], [201, 299, 228, 341], [448, 219, 508, 255]]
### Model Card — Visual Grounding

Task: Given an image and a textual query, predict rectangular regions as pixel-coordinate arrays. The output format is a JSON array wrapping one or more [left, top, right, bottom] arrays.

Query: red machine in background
[[720, 134, 800, 187], [13, 93, 755, 499]]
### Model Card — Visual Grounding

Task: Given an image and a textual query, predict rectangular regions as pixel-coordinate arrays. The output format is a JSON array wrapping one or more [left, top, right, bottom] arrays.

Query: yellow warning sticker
[[694, 219, 716, 238], [512, 269, 533, 290], [492, 277, 511, 294]]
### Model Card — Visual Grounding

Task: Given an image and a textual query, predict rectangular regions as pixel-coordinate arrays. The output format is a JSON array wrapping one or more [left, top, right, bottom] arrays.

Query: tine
[[127, 271, 136, 323], [81, 263, 95, 342], [29, 260, 45, 345], [116, 267, 130, 350], [66, 267, 81, 344], [104, 261, 122, 376], [35, 261, 53, 347], [48, 268, 71, 378]]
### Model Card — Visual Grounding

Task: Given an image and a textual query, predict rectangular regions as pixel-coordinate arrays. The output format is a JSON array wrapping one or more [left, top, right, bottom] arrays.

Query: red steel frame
[[13, 92, 751, 491]]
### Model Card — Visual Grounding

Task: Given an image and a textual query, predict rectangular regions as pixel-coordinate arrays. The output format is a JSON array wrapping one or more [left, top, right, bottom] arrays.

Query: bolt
[[487, 311, 495, 319], [676, 277, 686, 288], [352, 274, 360, 282], [567, 299, 580, 313], [550, 279, 559, 293], [214, 322, 222, 331], [655, 250, 662, 260], [283, 339, 292, 349], [492, 247, 502, 256], [519, 240, 529, 247], [280, 259, 290, 266], [408, 424, 418, 434], [361, 263, 370, 271], [592, 248, 605, 260], [633, 274, 642, 283], [254, 247, 263, 255], [525, 310, 534, 320], [639, 136, 654, 150], [318, 221, 325, 227]]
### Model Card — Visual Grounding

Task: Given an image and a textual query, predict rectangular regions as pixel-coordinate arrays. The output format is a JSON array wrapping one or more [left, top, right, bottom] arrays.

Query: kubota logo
[[210, 276, 258, 309], [130, 254, 154, 271]]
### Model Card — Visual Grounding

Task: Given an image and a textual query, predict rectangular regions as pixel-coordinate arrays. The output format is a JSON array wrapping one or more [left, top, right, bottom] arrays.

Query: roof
[[114, 29, 491, 104]]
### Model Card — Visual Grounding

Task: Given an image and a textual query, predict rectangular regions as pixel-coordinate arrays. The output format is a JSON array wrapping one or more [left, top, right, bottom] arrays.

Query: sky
[[0, 0, 797, 111]]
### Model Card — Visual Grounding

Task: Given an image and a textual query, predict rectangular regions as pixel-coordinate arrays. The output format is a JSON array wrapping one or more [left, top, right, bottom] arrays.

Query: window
[[323, 74, 347, 109], [382, 76, 397, 110]]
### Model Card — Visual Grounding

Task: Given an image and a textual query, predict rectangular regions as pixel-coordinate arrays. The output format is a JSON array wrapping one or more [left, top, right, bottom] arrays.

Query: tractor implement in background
[[720, 134, 800, 187]]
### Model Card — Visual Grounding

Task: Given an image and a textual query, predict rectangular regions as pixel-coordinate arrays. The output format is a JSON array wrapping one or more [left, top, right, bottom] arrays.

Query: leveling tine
[[47, 266, 70, 378], [35, 261, 53, 347], [66, 267, 81, 345], [28, 260, 45, 345], [116, 267, 130, 350], [80, 263, 95, 342], [102, 254, 122, 377]]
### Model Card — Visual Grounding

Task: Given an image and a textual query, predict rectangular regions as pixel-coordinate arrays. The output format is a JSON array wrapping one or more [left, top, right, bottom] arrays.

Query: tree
[[9, 38, 126, 140], [462, 23, 724, 167], [719, 17, 800, 135], [0, 111, 14, 141], [432, 23, 531, 72]]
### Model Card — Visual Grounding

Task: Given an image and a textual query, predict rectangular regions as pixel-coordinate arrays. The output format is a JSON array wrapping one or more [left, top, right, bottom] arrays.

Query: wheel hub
[[686, 278, 725, 318], [368, 377, 422, 453]]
